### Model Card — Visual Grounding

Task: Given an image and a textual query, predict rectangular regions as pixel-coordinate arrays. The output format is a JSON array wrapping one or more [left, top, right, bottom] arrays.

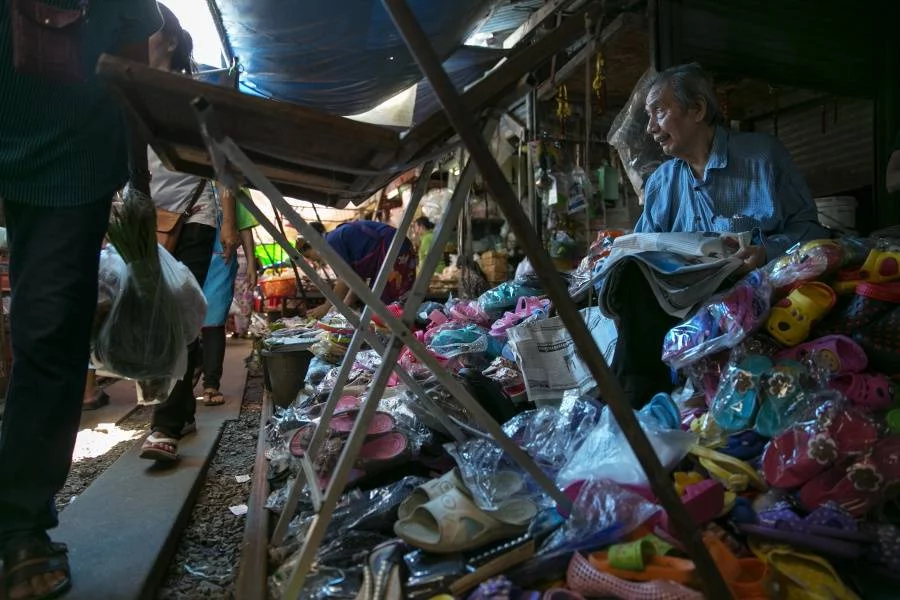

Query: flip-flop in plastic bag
[[799, 435, 900, 517], [755, 359, 811, 438], [761, 403, 879, 490], [710, 355, 772, 433]]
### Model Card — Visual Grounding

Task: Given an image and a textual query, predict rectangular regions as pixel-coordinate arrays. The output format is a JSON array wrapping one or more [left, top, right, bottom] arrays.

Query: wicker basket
[[259, 276, 297, 298]]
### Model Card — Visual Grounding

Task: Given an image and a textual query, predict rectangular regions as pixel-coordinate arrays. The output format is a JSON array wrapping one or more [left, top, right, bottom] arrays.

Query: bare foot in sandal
[[202, 388, 225, 406], [2, 535, 71, 600], [139, 432, 179, 462]]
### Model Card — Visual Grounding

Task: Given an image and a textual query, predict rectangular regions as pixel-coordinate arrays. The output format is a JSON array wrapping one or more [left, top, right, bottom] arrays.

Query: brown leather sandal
[[0, 536, 71, 600]]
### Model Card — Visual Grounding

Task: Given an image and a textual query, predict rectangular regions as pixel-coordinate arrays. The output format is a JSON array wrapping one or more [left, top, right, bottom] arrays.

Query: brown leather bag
[[10, 0, 88, 84], [156, 181, 208, 253]]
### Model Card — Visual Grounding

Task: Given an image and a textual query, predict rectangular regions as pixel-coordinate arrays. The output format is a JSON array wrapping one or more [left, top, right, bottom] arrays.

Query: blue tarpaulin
[[215, 0, 498, 115]]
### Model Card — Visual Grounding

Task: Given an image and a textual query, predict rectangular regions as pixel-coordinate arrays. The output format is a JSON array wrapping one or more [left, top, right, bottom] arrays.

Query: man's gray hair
[[648, 63, 724, 126]]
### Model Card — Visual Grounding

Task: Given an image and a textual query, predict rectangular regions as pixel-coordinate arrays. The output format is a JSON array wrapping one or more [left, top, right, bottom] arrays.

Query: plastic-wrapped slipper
[[761, 404, 879, 489], [394, 488, 536, 554], [710, 355, 772, 433], [776, 334, 867, 375], [767, 282, 837, 346], [799, 435, 900, 517], [755, 359, 809, 438]]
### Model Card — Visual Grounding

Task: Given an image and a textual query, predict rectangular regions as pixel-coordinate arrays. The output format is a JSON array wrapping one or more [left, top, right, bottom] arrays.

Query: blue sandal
[[711, 355, 772, 432]]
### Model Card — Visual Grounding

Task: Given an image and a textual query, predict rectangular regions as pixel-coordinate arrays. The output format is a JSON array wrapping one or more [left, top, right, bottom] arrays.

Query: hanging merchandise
[[555, 84, 572, 135], [421, 188, 453, 224], [592, 52, 606, 114]]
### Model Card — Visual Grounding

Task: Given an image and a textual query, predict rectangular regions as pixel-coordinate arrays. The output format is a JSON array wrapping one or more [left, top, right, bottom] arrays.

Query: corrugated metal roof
[[478, 0, 545, 35]]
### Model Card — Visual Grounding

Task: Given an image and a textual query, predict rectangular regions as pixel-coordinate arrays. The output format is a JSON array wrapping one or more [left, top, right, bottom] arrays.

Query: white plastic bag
[[557, 406, 697, 488], [93, 244, 206, 402]]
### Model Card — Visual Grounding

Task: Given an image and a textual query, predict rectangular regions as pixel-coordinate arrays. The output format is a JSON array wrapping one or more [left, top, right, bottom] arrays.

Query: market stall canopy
[[97, 2, 607, 207], [217, 0, 497, 115]]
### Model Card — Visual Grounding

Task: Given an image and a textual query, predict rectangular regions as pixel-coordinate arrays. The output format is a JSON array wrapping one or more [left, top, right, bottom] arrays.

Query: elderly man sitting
[[611, 63, 830, 408]]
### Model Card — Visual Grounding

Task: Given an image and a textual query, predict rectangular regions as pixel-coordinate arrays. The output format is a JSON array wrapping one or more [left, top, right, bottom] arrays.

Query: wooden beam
[[502, 0, 579, 49]]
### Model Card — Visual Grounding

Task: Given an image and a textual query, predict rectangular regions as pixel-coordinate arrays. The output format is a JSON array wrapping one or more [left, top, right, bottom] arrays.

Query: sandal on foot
[[140, 432, 179, 462], [181, 421, 197, 437], [201, 389, 225, 406], [0, 536, 71, 600], [82, 389, 109, 411]]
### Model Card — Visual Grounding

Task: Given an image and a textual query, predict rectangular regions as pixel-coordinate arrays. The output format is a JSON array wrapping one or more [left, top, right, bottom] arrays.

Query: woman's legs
[[145, 224, 215, 454], [200, 325, 226, 405]]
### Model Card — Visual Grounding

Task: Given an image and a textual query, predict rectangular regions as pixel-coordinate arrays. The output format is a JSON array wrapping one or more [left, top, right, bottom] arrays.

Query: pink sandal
[[831, 373, 895, 410], [489, 297, 550, 338]]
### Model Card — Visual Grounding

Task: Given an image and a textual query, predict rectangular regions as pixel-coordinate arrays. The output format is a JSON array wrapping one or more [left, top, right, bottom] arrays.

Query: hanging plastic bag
[[93, 243, 206, 388], [607, 68, 668, 204]]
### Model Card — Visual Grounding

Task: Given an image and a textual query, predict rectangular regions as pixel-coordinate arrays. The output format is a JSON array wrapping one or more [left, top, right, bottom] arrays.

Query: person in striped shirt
[[0, 2, 161, 598]]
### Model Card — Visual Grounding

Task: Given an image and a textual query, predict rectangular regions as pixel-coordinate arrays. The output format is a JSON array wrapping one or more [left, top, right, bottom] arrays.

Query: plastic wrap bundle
[[765, 237, 872, 296], [477, 281, 543, 314], [93, 244, 206, 386], [607, 68, 669, 204], [662, 269, 774, 370]]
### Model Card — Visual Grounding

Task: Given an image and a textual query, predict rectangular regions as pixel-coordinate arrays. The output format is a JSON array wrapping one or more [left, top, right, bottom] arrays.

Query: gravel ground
[[56, 405, 153, 513], [157, 370, 264, 600]]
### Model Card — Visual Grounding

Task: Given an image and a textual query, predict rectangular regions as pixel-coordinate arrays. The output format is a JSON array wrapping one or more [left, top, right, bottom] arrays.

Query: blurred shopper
[[199, 195, 257, 406], [0, 1, 161, 598], [138, 4, 238, 462]]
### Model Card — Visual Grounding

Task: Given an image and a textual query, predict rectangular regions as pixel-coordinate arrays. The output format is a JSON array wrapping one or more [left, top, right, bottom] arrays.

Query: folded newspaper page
[[507, 307, 615, 406]]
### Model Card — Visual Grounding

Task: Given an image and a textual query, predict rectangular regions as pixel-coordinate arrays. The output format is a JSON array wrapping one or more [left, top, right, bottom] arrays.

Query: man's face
[[645, 83, 705, 158]]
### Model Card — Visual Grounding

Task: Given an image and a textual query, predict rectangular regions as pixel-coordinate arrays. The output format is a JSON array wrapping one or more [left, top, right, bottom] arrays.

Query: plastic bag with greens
[[94, 244, 206, 393]]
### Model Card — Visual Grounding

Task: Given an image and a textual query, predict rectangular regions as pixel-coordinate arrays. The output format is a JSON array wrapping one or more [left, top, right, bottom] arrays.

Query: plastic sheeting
[[216, 0, 497, 115]]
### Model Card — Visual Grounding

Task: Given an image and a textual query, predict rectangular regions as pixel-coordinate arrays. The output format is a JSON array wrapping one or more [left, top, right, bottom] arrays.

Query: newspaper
[[609, 231, 751, 258], [507, 307, 616, 406], [597, 232, 748, 319]]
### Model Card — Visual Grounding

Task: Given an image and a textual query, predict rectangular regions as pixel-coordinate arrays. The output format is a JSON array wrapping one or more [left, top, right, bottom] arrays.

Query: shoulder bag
[[156, 180, 208, 253]]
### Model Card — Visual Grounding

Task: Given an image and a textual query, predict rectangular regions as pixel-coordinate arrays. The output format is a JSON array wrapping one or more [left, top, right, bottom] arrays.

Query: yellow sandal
[[689, 445, 768, 492]]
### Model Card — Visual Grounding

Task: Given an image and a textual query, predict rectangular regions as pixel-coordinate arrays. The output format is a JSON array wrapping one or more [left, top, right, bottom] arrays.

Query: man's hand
[[246, 265, 258, 288], [221, 222, 240, 263], [734, 245, 766, 275]]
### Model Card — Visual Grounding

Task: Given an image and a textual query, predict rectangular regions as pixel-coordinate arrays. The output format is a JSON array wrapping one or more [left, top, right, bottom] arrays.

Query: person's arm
[[887, 149, 900, 194], [111, 2, 163, 196], [307, 280, 350, 319], [240, 229, 256, 287], [762, 143, 830, 261], [218, 185, 240, 262]]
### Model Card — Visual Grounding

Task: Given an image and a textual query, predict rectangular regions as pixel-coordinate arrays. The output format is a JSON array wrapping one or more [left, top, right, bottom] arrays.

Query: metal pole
[[380, 1, 733, 598], [281, 150, 486, 599]]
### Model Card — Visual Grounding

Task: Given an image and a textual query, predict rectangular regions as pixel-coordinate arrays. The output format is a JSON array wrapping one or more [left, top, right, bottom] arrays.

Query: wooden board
[[96, 55, 403, 207]]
